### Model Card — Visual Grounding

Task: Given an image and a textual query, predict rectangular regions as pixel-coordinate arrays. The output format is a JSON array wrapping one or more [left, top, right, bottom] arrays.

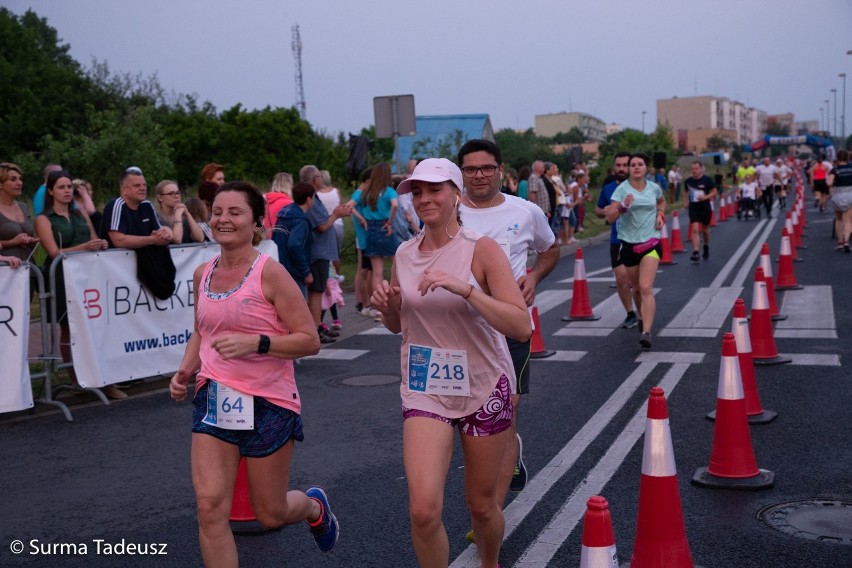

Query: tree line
[[1, 8, 678, 202]]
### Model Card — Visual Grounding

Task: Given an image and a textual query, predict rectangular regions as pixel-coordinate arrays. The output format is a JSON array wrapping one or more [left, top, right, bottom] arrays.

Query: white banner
[[0, 264, 35, 413], [63, 241, 278, 387]]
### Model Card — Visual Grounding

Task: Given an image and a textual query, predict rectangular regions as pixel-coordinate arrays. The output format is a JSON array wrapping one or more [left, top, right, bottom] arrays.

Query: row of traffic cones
[[580, 316, 777, 567]]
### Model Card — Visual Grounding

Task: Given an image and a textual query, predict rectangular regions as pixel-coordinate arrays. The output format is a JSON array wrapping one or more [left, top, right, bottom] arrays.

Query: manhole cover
[[337, 374, 399, 387], [758, 499, 852, 544]]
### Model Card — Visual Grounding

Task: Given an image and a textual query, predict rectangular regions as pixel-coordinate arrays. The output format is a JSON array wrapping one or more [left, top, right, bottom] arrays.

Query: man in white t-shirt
[[457, 139, 559, 518], [754, 156, 778, 219]]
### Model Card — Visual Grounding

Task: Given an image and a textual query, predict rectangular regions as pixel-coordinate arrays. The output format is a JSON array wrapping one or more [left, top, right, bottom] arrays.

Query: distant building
[[397, 114, 494, 167], [675, 128, 738, 154], [605, 123, 623, 136], [767, 113, 795, 133], [534, 112, 607, 142], [657, 95, 768, 148], [793, 119, 820, 135]]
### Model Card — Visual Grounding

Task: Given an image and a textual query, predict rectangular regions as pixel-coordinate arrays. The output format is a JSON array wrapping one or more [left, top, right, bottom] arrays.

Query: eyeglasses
[[160, 191, 180, 197], [461, 165, 499, 177], [125, 166, 143, 175]]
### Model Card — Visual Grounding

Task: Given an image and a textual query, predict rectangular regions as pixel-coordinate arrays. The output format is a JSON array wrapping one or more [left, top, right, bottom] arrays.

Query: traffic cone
[[670, 211, 685, 253], [784, 214, 802, 261], [562, 248, 600, 321], [692, 333, 775, 490], [758, 243, 786, 321], [792, 209, 807, 249], [630, 387, 694, 568], [707, 300, 778, 425], [709, 199, 717, 226], [659, 222, 677, 265], [718, 195, 728, 221], [775, 229, 802, 291], [580, 496, 619, 568], [530, 305, 555, 359], [230, 457, 270, 534], [749, 267, 791, 366], [727, 193, 736, 217]]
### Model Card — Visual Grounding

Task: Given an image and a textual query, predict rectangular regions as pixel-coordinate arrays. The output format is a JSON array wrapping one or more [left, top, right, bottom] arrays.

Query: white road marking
[[359, 327, 396, 335], [535, 289, 571, 316], [776, 286, 835, 330], [658, 287, 742, 337], [303, 349, 369, 361], [787, 354, 841, 366], [530, 350, 587, 362], [554, 290, 660, 337], [728, 216, 779, 289], [775, 330, 838, 339], [555, 266, 613, 284], [513, 363, 693, 567], [451, 353, 703, 567]]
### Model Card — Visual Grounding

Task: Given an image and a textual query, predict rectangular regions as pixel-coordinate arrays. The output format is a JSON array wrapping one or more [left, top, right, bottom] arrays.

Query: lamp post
[[642, 110, 646, 133], [840, 72, 847, 140], [820, 107, 824, 132], [825, 99, 830, 134], [831, 89, 837, 137]]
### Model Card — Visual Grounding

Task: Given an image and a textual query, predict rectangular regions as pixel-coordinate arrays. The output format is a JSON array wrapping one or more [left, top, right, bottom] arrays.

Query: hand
[[173, 204, 187, 220], [371, 279, 401, 313], [85, 239, 103, 251], [12, 233, 38, 247], [417, 269, 469, 298], [0, 255, 22, 269], [304, 274, 314, 285], [385, 222, 393, 237], [622, 194, 635, 207], [516, 274, 536, 307], [333, 204, 351, 218], [169, 369, 191, 402], [655, 214, 664, 230], [359, 217, 368, 230], [211, 334, 258, 360]]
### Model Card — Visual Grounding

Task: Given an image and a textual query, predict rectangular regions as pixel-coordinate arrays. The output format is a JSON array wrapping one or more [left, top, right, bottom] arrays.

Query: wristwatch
[[257, 334, 271, 354]]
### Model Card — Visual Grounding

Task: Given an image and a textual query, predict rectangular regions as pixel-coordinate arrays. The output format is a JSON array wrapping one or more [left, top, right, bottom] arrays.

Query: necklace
[[221, 251, 257, 270], [464, 190, 501, 209]]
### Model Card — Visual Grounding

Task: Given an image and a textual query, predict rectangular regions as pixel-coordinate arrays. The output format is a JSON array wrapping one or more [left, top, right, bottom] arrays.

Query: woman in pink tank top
[[372, 158, 531, 568], [169, 182, 340, 563]]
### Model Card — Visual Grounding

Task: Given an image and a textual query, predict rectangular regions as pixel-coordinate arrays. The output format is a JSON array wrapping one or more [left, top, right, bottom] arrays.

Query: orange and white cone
[[727, 193, 736, 217], [580, 496, 619, 568], [659, 222, 676, 265], [707, 299, 778, 425], [784, 214, 802, 261], [530, 305, 555, 359], [563, 248, 600, 321], [230, 457, 270, 533], [718, 195, 728, 221], [630, 387, 694, 568], [758, 243, 786, 321], [774, 229, 802, 291], [670, 211, 685, 253], [749, 267, 791, 366], [692, 333, 775, 490], [792, 208, 807, 249]]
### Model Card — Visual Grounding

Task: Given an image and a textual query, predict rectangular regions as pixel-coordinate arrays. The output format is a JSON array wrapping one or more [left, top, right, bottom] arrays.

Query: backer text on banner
[[0, 264, 35, 413]]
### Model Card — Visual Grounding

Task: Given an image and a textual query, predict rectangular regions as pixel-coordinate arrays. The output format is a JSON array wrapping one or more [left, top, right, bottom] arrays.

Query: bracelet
[[174, 220, 183, 224], [617, 203, 629, 214], [462, 284, 474, 300]]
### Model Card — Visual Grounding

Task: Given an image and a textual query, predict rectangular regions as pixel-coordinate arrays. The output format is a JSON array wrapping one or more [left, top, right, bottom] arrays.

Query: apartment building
[[534, 112, 607, 142], [657, 95, 768, 150]]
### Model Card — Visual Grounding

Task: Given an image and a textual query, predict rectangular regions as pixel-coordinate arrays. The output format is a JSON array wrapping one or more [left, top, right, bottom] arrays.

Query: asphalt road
[[2, 200, 850, 568]]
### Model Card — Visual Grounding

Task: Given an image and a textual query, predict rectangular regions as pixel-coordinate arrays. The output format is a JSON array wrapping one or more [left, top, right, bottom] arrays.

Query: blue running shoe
[[306, 486, 339, 552]]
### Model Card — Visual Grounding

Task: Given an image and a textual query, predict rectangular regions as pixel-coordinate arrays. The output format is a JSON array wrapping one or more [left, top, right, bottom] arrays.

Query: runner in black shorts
[[682, 161, 718, 262]]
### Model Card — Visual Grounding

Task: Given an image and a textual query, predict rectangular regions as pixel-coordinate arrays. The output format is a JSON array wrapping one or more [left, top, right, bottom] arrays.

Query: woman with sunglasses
[[153, 180, 205, 244]]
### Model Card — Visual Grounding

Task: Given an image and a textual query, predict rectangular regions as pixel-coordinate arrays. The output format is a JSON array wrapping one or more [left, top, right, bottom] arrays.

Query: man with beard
[[596, 152, 637, 328]]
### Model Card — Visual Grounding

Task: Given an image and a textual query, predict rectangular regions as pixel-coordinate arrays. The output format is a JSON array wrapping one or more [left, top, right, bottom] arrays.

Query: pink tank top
[[396, 228, 515, 418], [196, 253, 299, 414]]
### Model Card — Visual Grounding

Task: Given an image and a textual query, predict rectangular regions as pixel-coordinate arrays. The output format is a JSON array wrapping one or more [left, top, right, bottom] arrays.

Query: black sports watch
[[257, 334, 271, 354]]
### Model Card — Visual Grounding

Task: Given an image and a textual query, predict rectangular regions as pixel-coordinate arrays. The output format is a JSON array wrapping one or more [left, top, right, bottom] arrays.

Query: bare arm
[[372, 261, 402, 334], [169, 264, 204, 402]]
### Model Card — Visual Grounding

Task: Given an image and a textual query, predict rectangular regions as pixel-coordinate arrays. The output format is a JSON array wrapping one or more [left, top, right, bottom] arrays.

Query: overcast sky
[[6, 0, 852, 139]]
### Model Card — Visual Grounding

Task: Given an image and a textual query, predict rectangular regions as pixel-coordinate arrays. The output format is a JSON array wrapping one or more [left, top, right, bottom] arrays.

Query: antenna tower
[[291, 24, 306, 119]]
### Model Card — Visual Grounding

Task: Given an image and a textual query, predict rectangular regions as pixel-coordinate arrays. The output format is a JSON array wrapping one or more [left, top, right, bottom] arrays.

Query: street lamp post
[[820, 107, 824, 132], [840, 73, 847, 140], [825, 100, 830, 134], [642, 110, 646, 133], [831, 89, 837, 137]]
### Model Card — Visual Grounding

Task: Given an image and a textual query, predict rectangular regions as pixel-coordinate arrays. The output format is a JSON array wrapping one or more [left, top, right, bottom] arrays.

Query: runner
[[456, 140, 558, 530], [682, 161, 718, 262], [606, 153, 666, 349], [828, 149, 852, 252], [169, 181, 338, 567], [371, 158, 531, 568]]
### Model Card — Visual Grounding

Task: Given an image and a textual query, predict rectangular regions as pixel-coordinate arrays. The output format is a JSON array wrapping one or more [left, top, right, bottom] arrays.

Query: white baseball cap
[[396, 158, 463, 195]]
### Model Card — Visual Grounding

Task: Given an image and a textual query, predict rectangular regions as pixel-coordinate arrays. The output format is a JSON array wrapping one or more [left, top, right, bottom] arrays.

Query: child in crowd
[[736, 173, 760, 220], [320, 265, 345, 332]]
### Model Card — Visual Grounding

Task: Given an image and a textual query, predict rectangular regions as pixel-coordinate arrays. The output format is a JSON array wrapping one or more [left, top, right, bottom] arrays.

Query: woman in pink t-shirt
[[169, 182, 340, 563], [371, 158, 531, 568]]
